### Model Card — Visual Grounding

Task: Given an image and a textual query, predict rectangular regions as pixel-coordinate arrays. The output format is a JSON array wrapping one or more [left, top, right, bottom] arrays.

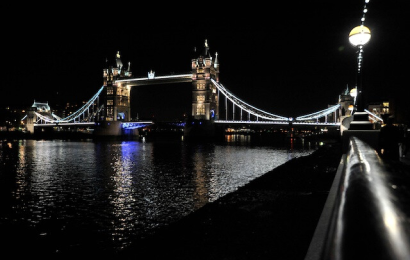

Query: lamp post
[[349, 25, 371, 111]]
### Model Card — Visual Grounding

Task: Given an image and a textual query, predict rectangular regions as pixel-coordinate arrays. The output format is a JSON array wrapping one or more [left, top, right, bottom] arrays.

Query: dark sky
[[3, 1, 409, 120]]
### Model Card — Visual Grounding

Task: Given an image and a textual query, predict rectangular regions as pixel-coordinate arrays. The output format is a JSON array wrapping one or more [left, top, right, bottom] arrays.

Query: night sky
[[3, 1, 409, 121]]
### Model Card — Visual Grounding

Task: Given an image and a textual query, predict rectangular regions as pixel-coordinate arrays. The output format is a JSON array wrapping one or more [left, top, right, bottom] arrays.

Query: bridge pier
[[184, 119, 220, 140], [94, 121, 140, 139]]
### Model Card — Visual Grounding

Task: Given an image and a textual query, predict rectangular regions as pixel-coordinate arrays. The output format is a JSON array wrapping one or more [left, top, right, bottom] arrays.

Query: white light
[[350, 88, 358, 98], [349, 25, 371, 47]]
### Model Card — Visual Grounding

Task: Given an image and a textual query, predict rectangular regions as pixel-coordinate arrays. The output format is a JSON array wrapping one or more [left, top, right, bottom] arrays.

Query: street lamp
[[349, 25, 371, 111], [349, 25, 371, 47]]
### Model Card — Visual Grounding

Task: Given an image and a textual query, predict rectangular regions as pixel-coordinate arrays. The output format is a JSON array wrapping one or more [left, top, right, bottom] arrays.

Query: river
[[0, 135, 318, 255]]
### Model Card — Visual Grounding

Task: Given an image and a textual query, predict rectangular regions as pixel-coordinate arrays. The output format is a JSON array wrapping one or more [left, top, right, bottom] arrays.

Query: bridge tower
[[103, 51, 132, 122], [338, 86, 356, 134], [191, 40, 220, 121], [25, 101, 52, 134], [339, 86, 355, 119]]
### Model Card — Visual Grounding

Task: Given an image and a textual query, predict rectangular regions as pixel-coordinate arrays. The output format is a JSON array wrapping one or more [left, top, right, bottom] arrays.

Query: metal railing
[[305, 137, 410, 260]]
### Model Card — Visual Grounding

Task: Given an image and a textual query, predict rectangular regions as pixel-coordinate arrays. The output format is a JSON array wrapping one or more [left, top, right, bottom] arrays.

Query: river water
[[0, 135, 318, 255]]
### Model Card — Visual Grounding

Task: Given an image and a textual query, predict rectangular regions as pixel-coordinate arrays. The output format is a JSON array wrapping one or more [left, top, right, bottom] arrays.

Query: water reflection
[[192, 143, 212, 208], [0, 136, 317, 254], [225, 134, 251, 143], [110, 142, 138, 248]]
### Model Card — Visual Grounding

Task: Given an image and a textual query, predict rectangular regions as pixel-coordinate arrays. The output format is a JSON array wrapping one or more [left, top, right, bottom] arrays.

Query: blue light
[[210, 109, 215, 118], [121, 122, 151, 129]]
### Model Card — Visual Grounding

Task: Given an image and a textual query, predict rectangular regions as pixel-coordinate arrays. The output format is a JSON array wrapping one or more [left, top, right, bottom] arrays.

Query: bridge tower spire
[[103, 51, 133, 122], [191, 39, 219, 121]]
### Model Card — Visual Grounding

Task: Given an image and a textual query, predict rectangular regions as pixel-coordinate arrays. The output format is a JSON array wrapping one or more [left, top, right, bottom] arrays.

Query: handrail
[[305, 137, 410, 260]]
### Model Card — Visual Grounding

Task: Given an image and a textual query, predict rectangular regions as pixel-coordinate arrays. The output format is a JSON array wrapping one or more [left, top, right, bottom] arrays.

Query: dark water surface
[[0, 136, 318, 255]]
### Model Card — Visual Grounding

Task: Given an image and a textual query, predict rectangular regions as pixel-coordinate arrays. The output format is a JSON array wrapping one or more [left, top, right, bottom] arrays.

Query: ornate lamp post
[[349, 25, 371, 111]]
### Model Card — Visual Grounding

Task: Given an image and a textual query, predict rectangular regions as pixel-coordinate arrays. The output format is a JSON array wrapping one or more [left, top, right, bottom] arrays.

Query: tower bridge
[[24, 39, 381, 138]]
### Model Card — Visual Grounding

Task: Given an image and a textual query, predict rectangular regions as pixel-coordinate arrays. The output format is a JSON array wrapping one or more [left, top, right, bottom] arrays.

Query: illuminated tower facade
[[191, 40, 219, 120], [103, 51, 132, 121], [339, 86, 355, 118]]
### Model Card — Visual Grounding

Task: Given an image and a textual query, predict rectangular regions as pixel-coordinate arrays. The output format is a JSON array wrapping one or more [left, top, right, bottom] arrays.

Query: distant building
[[368, 100, 390, 121], [0, 106, 26, 131]]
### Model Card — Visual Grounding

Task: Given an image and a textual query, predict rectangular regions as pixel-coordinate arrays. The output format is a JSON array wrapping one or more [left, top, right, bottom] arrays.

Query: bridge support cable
[[232, 102, 235, 120], [295, 104, 340, 122], [57, 86, 104, 123], [211, 79, 289, 122], [33, 86, 105, 125], [34, 112, 56, 124], [52, 113, 62, 121], [87, 104, 104, 122], [225, 96, 227, 120]]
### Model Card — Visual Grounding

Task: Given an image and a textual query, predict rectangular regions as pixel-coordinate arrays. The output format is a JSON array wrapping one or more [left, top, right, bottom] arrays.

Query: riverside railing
[[305, 137, 410, 260]]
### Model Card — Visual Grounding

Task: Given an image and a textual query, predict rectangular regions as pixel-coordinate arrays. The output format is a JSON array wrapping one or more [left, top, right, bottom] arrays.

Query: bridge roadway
[[34, 120, 340, 132], [115, 73, 192, 86], [34, 122, 95, 127], [214, 120, 340, 127], [34, 119, 340, 127]]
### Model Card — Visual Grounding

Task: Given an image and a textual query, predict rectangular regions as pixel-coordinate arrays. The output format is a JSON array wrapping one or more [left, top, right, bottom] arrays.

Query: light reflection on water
[[0, 137, 317, 254]]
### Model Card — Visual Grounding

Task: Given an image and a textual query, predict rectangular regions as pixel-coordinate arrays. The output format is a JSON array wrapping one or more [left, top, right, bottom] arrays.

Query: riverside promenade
[[115, 140, 344, 259]]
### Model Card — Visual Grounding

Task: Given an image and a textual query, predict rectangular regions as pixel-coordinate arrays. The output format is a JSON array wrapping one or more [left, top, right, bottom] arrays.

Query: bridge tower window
[[196, 104, 205, 115], [197, 95, 205, 102], [197, 83, 205, 90], [107, 108, 113, 119]]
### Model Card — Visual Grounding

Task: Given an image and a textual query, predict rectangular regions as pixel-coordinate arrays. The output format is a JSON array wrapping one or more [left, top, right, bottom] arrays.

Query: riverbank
[[116, 140, 343, 259]]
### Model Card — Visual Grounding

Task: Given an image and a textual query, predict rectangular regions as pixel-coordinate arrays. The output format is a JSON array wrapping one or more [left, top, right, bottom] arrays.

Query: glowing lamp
[[348, 105, 354, 111], [349, 88, 358, 98], [349, 25, 371, 47]]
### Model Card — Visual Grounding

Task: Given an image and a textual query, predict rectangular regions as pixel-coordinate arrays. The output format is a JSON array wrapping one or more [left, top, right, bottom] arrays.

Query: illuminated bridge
[[23, 40, 382, 136]]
